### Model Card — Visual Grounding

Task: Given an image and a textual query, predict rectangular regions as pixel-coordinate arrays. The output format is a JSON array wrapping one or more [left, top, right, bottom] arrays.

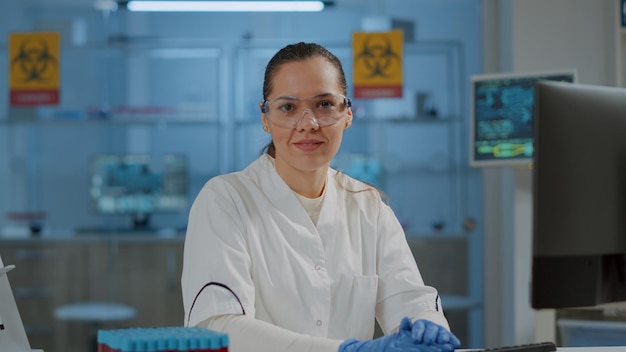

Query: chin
[[292, 155, 332, 171]]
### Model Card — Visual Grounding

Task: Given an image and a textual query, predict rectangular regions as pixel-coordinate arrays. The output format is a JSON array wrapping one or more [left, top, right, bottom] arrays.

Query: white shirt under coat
[[181, 154, 448, 340]]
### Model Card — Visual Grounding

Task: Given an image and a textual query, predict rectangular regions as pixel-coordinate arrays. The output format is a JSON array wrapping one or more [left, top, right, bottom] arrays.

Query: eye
[[278, 102, 296, 113], [317, 99, 336, 110]]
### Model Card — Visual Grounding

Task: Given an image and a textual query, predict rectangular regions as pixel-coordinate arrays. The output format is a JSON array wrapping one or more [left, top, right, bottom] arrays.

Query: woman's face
[[261, 56, 352, 175]]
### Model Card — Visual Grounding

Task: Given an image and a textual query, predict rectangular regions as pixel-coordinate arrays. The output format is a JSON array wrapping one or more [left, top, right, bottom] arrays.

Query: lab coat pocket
[[346, 275, 378, 340]]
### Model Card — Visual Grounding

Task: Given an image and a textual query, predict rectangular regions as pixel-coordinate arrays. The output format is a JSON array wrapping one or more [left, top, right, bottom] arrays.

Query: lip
[[293, 139, 323, 152]]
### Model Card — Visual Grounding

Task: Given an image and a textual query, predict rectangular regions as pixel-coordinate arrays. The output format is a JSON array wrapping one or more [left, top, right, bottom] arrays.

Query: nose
[[295, 109, 320, 131]]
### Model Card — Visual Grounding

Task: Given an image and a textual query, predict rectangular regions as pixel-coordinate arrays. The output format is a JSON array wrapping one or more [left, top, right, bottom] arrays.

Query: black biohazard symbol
[[354, 36, 401, 79], [11, 39, 58, 83]]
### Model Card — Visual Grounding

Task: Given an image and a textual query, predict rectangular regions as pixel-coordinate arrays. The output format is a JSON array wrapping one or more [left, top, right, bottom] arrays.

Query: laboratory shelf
[[441, 295, 483, 311]]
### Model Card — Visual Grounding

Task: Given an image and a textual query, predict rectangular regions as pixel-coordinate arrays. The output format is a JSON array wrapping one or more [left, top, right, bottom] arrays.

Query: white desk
[[556, 349, 626, 351], [461, 347, 626, 352]]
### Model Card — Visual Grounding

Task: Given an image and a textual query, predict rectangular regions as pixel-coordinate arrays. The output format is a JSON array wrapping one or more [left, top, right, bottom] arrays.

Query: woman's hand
[[338, 317, 461, 352]]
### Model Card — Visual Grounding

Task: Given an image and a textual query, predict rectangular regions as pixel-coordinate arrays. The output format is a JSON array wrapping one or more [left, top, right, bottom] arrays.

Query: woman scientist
[[181, 42, 461, 352]]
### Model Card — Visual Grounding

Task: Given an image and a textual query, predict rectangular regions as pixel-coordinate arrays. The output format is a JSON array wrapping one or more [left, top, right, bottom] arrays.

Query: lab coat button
[[314, 264, 321, 270], [316, 320, 322, 326]]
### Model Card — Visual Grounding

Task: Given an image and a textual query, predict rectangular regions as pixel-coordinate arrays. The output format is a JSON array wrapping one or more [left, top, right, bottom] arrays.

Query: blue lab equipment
[[97, 326, 228, 352]]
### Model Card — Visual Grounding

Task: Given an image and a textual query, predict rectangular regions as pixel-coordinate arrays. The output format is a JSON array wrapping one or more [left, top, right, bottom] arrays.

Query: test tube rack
[[97, 326, 228, 352]]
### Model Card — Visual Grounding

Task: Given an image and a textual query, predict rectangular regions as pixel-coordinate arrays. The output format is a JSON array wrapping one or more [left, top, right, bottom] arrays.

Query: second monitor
[[469, 69, 577, 167]]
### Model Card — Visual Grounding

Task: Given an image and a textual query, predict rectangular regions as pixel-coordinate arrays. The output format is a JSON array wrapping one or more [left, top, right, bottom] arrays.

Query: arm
[[201, 314, 342, 352], [182, 179, 256, 327], [201, 314, 458, 352], [374, 201, 451, 335]]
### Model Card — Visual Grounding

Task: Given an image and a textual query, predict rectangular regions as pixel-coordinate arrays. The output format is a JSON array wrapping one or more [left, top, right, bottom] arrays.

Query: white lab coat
[[182, 154, 445, 340]]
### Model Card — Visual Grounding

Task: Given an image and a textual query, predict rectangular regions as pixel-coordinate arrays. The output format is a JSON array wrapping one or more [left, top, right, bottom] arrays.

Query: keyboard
[[477, 341, 557, 352]]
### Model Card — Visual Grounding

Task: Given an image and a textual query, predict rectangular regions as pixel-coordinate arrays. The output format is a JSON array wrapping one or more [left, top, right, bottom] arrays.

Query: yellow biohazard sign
[[9, 32, 60, 106], [352, 30, 403, 99]]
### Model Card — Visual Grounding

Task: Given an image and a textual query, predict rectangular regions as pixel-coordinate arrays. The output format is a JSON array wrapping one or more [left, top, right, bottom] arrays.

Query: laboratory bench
[[0, 234, 185, 352]]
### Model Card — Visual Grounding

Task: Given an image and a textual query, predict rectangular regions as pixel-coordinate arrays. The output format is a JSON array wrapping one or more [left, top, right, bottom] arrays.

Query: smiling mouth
[[294, 140, 323, 151]]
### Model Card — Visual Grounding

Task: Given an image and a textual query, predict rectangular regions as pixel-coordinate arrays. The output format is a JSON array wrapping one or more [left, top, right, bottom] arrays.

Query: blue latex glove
[[410, 319, 461, 351], [339, 317, 459, 352]]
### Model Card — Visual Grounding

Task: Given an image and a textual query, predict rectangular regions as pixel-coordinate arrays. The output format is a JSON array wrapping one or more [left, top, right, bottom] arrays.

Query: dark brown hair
[[261, 42, 347, 157]]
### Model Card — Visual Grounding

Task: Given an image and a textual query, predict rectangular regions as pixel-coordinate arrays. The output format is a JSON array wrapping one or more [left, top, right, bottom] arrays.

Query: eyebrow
[[271, 93, 335, 101]]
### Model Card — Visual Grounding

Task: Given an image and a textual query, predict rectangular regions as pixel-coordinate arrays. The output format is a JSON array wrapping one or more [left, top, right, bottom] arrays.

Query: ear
[[345, 107, 353, 129], [261, 114, 270, 133]]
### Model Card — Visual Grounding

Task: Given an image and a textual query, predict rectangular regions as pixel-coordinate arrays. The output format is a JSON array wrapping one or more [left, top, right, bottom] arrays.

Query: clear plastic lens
[[263, 93, 350, 128]]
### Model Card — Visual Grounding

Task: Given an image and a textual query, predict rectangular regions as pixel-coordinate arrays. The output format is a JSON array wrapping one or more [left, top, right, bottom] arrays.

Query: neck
[[274, 158, 327, 198]]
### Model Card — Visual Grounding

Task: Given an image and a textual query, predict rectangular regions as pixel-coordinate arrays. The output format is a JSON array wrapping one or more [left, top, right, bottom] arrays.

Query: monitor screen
[[89, 154, 189, 217], [531, 81, 626, 309], [470, 70, 577, 167]]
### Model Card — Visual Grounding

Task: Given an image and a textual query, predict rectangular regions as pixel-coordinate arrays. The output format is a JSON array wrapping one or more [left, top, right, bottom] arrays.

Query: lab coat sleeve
[[199, 314, 343, 352], [373, 201, 449, 335], [181, 177, 256, 327], [411, 307, 450, 331]]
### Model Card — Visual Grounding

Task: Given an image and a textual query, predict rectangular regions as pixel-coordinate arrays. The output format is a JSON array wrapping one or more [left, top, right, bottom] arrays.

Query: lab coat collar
[[253, 154, 338, 235]]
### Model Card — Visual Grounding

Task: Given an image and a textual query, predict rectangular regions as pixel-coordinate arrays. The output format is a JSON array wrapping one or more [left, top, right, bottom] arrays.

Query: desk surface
[[556, 348, 626, 351], [461, 347, 626, 352]]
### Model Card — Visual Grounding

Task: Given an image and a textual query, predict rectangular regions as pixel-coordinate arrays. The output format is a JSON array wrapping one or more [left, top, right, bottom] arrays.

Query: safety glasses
[[262, 93, 352, 129]]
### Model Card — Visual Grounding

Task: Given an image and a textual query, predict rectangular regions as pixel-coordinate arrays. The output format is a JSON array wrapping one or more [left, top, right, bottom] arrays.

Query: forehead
[[269, 57, 342, 97]]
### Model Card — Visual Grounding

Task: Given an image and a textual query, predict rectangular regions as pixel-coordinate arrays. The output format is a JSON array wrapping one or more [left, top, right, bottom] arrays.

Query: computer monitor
[[89, 154, 189, 229], [470, 69, 577, 167], [531, 81, 626, 309]]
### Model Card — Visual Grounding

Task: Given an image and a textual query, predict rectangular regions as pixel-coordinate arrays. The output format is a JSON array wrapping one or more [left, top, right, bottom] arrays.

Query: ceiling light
[[94, 0, 119, 11], [122, 1, 328, 12]]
